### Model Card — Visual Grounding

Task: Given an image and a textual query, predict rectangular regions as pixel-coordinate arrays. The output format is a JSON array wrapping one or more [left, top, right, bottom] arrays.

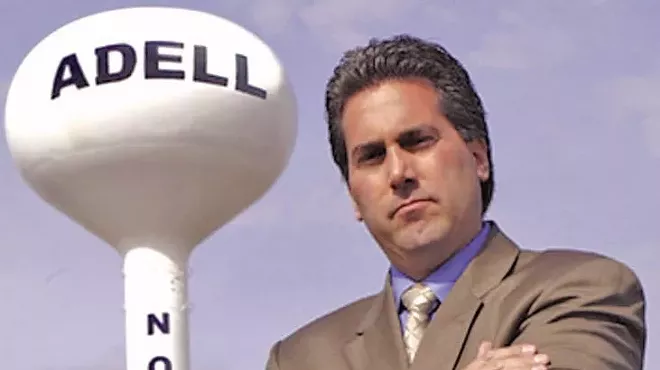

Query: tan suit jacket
[[266, 224, 646, 370]]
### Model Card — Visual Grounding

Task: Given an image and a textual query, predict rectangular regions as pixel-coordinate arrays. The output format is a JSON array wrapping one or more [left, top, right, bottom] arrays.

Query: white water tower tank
[[4, 7, 297, 370]]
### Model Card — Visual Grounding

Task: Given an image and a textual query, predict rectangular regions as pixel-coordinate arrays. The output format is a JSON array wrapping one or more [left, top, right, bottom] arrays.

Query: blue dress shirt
[[390, 221, 492, 331]]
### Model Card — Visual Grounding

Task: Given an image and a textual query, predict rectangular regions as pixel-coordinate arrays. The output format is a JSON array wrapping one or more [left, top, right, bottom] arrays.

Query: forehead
[[341, 79, 442, 143]]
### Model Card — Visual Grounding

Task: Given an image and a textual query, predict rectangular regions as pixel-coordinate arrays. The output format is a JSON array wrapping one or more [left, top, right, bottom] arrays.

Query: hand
[[462, 341, 550, 370]]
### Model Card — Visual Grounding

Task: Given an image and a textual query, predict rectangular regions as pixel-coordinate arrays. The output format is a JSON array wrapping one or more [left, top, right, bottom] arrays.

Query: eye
[[414, 136, 433, 144], [401, 134, 435, 149], [359, 147, 386, 163]]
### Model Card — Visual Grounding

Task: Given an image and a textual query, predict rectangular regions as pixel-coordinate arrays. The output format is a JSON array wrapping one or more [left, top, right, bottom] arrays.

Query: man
[[266, 35, 646, 370]]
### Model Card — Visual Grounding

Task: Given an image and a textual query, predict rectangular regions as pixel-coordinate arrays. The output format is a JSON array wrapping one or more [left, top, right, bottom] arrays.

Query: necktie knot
[[401, 283, 437, 315]]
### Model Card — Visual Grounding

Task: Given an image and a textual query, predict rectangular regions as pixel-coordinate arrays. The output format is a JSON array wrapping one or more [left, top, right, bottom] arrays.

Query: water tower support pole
[[123, 246, 191, 370]]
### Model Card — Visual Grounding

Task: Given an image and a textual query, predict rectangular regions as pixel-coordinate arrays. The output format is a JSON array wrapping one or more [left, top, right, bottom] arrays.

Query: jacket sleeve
[[512, 258, 646, 370], [265, 341, 283, 370]]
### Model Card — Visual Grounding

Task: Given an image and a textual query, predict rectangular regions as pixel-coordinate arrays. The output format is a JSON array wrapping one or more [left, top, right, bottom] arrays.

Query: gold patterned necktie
[[401, 283, 438, 363]]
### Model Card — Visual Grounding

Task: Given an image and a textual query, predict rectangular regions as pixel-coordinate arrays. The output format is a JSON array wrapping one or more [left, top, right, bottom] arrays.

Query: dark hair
[[324, 34, 495, 214]]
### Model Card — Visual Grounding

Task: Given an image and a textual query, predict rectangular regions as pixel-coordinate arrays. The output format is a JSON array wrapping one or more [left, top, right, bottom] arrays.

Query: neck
[[391, 219, 483, 281]]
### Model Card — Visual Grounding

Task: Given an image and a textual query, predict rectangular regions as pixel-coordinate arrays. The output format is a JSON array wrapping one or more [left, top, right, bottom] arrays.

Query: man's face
[[342, 78, 489, 273]]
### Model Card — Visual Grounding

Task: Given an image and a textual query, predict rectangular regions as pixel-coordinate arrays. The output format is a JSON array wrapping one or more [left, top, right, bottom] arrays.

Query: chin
[[393, 221, 450, 252]]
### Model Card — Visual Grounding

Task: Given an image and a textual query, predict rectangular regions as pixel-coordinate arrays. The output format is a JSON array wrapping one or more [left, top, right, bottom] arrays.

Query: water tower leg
[[123, 246, 191, 370]]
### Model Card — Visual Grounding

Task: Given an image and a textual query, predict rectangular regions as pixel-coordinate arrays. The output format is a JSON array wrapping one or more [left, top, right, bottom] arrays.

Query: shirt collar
[[390, 221, 492, 306]]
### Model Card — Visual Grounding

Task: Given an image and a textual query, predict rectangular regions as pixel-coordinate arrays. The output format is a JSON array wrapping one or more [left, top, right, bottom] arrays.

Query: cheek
[[426, 146, 477, 193], [349, 175, 386, 214]]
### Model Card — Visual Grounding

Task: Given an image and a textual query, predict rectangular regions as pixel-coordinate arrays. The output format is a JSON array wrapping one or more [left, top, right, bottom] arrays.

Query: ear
[[351, 196, 364, 222], [467, 139, 490, 182], [347, 186, 364, 222]]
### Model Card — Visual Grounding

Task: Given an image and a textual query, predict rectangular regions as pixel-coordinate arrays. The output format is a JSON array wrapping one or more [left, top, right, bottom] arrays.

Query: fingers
[[473, 342, 551, 370], [477, 342, 494, 359], [484, 343, 537, 360]]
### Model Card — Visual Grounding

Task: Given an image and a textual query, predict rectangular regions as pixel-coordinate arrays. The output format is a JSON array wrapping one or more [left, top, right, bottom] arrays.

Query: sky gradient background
[[1, 0, 658, 369]]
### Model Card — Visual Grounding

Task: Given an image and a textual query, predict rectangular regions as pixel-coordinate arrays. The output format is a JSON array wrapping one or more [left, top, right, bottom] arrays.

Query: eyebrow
[[398, 124, 438, 143]]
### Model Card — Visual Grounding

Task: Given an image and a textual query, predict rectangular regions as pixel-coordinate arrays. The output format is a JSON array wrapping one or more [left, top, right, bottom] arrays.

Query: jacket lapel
[[411, 224, 521, 370], [343, 279, 408, 370], [409, 283, 482, 370], [342, 223, 520, 370]]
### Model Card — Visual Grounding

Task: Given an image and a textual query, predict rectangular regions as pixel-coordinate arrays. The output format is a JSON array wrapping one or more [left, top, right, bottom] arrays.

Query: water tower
[[3, 7, 297, 370]]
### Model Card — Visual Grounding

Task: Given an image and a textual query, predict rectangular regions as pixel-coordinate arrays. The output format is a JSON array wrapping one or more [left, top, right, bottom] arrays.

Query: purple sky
[[1, 1, 658, 369]]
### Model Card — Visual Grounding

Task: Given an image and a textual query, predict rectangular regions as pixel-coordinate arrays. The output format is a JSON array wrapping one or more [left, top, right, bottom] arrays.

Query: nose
[[387, 148, 417, 195]]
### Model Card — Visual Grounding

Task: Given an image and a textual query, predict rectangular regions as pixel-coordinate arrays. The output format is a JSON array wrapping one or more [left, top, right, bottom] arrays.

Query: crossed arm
[[511, 258, 646, 370]]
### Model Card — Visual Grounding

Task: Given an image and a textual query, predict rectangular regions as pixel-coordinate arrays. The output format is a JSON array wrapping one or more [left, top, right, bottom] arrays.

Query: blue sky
[[1, 0, 658, 369]]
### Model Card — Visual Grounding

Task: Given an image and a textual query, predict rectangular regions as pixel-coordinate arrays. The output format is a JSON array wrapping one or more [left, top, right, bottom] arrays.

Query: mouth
[[389, 198, 435, 218]]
